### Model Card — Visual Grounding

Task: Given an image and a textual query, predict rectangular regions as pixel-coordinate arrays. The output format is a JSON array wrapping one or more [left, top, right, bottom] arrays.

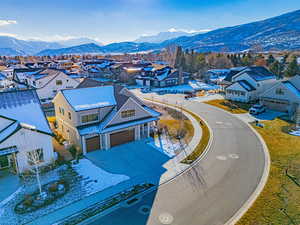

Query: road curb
[[202, 103, 271, 225], [143, 98, 214, 187]]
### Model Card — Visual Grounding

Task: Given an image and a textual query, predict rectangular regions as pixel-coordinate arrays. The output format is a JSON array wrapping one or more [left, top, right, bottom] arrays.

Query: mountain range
[[134, 30, 204, 43], [1, 9, 300, 56]]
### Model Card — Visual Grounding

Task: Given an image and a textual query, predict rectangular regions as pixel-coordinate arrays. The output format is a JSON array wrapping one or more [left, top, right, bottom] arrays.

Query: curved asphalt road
[[87, 94, 267, 225]]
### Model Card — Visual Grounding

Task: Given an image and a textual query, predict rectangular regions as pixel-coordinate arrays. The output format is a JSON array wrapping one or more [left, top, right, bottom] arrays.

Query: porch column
[[136, 125, 141, 140], [147, 122, 150, 138], [105, 133, 110, 150], [81, 136, 87, 155]]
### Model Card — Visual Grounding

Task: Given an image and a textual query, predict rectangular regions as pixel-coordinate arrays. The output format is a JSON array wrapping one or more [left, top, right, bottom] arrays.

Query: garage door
[[261, 98, 289, 112], [86, 136, 100, 152], [110, 129, 135, 147]]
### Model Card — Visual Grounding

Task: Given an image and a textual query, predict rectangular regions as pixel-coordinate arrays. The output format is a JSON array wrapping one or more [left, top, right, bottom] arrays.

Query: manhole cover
[[139, 205, 151, 215]]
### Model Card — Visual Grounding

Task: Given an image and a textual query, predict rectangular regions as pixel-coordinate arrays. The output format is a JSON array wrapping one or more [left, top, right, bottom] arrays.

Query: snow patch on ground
[[72, 159, 129, 195], [289, 129, 300, 136], [147, 135, 182, 157]]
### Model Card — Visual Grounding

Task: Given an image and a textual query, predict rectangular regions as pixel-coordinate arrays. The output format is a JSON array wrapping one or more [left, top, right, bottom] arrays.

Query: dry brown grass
[[237, 119, 300, 225], [204, 99, 250, 114]]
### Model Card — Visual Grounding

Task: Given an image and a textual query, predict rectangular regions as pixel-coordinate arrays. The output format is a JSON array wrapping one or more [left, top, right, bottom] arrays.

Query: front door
[[0, 155, 10, 169]]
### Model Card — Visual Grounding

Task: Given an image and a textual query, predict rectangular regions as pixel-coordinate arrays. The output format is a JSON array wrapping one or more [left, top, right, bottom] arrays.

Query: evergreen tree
[[269, 60, 284, 78], [266, 54, 275, 66], [284, 56, 299, 77]]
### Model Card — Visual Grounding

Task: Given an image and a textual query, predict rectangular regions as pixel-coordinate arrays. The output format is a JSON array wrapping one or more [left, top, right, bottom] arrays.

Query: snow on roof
[[0, 90, 51, 135], [143, 106, 161, 117], [62, 86, 116, 111], [156, 70, 170, 81], [237, 80, 256, 92], [0, 122, 19, 143], [283, 81, 300, 98]]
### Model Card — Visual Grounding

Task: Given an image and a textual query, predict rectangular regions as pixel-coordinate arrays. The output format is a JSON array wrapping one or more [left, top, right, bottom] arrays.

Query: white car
[[249, 104, 266, 115]]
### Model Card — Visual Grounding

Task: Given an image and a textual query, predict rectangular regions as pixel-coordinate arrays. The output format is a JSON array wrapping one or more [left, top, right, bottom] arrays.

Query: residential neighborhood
[[0, 2, 300, 225]]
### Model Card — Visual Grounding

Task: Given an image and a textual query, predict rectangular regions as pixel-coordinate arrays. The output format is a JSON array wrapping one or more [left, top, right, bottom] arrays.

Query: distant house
[[0, 90, 54, 173], [260, 75, 300, 116], [53, 86, 160, 153], [136, 67, 190, 88], [225, 66, 277, 102], [76, 78, 104, 89], [14, 69, 80, 103]]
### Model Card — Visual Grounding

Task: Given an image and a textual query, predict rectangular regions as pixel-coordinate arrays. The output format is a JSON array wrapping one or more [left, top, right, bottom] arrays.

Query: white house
[[0, 90, 54, 174], [260, 75, 300, 117], [53, 85, 160, 154], [14, 69, 80, 103], [225, 66, 278, 102]]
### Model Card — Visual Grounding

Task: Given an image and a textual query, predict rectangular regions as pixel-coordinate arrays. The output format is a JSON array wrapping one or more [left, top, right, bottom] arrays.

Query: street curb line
[[143, 98, 214, 187], [203, 103, 271, 225]]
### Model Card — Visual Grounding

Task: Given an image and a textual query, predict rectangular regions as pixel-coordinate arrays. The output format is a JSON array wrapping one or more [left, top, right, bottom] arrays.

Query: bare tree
[[27, 149, 44, 196]]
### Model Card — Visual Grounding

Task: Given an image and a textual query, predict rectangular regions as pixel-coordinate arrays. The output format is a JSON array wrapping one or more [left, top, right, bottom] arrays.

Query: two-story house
[[0, 90, 54, 173], [14, 69, 80, 103], [53, 85, 160, 154], [225, 66, 278, 102], [260, 75, 300, 117]]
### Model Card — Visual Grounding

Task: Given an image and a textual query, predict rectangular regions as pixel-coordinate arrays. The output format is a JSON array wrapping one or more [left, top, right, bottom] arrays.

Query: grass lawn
[[204, 99, 251, 114], [237, 119, 300, 225]]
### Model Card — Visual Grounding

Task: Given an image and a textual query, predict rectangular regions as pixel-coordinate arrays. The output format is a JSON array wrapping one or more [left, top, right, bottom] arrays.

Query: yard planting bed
[[0, 159, 129, 225]]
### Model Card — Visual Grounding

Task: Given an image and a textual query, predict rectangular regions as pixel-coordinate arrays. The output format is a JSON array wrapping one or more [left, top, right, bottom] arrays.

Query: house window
[[68, 112, 71, 120], [56, 80, 62, 85], [27, 149, 44, 165], [276, 88, 284, 95], [121, 110, 136, 118], [81, 114, 99, 123], [59, 107, 65, 115]]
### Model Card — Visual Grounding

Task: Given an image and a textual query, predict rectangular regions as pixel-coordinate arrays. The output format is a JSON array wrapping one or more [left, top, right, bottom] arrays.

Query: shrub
[[48, 183, 58, 192]]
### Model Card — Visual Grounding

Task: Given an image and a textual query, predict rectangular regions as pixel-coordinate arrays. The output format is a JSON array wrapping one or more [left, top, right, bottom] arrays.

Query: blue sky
[[0, 0, 299, 44]]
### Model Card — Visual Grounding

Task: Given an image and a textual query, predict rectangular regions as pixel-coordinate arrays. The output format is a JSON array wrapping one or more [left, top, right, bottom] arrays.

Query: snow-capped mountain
[[134, 30, 204, 43], [0, 36, 63, 55], [161, 9, 300, 52], [58, 38, 103, 47], [36, 43, 104, 56], [2, 9, 300, 56]]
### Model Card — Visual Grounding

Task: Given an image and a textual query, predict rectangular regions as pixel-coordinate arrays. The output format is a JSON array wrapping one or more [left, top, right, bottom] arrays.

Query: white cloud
[[0, 20, 17, 26], [0, 32, 18, 37]]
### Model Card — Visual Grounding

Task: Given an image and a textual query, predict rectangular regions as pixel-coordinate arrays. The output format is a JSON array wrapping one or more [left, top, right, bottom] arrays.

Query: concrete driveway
[[235, 110, 286, 123], [85, 140, 171, 186]]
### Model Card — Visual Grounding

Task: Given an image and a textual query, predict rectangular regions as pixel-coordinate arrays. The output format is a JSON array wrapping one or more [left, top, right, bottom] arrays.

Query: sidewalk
[[27, 100, 202, 225]]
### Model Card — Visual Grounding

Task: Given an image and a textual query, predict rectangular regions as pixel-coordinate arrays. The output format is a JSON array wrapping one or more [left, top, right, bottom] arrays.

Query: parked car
[[249, 104, 266, 115], [185, 92, 196, 99]]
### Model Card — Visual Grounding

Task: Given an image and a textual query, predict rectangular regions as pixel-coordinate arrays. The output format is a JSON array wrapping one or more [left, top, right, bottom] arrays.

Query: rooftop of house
[[76, 78, 104, 89], [61, 86, 117, 111], [0, 89, 52, 139], [236, 66, 276, 81], [237, 80, 256, 92]]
